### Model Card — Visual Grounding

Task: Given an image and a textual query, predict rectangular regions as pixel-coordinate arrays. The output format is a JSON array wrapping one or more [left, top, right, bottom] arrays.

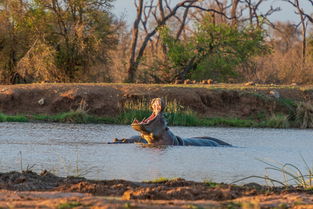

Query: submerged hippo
[[112, 98, 231, 146]]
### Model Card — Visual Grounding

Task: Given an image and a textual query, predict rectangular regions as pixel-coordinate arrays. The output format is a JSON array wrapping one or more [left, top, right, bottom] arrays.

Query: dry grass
[[296, 102, 313, 128], [245, 42, 313, 85]]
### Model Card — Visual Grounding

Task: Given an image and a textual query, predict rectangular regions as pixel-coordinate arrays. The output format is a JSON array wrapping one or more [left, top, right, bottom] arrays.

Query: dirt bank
[[0, 83, 312, 120], [0, 171, 312, 208]]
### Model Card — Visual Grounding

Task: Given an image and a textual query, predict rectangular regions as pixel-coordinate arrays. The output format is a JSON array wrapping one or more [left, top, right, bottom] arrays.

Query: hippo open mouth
[[131, 112, 159, 133]]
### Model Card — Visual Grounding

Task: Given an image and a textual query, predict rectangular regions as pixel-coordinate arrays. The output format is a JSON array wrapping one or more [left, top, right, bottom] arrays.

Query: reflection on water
[[0, 122, 312, 184]]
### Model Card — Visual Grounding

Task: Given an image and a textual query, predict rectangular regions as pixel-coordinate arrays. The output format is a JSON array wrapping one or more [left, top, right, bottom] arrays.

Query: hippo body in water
[[111, 98, 231, 147]]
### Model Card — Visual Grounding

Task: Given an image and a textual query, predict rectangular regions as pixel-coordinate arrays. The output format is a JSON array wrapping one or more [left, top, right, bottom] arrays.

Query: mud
[[0, 83, 312, 119], [0, 171, 312, 208]]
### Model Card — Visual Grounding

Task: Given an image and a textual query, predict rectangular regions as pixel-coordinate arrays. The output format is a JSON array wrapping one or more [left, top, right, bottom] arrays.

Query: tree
[[0, 0, 116, 83], [35, 0, 116, 82], [160, 16, 270, 82], [284, 0, 309, 66], [0, 0, 31, 83], [126, 0, 230, 83]]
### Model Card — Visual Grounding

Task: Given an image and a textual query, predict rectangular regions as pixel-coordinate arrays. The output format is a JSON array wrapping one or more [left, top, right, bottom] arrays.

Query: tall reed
[[296, 102, 313, 128], [233, 157, 313, 189]]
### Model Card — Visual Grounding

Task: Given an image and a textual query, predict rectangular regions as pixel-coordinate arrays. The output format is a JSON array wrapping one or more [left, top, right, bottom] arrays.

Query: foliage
[[278, 98, 297, 118], [296, 102, 313, 128], [0, 0, 116, 83], [160, 16, 269, 82], [16, 40, 61, 82], [0, 0, 31, 82], [262, 114, 290, 128]]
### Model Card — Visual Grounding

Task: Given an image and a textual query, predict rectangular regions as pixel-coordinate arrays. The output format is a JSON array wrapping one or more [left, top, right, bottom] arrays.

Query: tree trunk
[[293, 0, 306, 67], [126, 0, 144, 83], [230, 0, 239, 27]]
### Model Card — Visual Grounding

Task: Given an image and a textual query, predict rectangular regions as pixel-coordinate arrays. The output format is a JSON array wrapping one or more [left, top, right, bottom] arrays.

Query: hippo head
[[131, 98, 167, 144]]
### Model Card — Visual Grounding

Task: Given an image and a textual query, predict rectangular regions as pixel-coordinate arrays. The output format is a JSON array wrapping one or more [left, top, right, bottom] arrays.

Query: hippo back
[[180, 136, 231, 146]]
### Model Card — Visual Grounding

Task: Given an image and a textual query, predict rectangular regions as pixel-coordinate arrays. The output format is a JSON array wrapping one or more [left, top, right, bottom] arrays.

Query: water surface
[[0, 122, 312, 184]]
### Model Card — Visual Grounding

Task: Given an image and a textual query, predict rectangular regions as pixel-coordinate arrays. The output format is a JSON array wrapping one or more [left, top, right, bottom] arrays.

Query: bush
[[265, 114, 290, 128], [296, 102, 313, 128]]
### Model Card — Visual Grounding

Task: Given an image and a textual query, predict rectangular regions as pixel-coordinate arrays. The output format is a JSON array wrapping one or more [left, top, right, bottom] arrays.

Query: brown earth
[[1, 171, 313, 208], [0, 83, 312, 119]]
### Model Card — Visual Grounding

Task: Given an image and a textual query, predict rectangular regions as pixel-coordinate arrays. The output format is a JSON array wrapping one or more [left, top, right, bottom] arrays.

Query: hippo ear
[[160, 98, 166, 112]]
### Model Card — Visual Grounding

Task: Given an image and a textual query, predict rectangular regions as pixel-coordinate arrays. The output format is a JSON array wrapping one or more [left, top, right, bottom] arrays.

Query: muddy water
[[0, 122, 312, 184]]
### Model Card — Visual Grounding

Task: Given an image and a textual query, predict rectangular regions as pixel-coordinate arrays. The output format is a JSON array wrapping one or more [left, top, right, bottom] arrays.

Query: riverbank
[[0, 170, 313, 208], [0, 83, 312, 128]]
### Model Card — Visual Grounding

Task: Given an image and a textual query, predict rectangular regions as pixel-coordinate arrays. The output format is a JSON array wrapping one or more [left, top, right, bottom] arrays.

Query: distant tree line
[[1, 0, 313, 84]]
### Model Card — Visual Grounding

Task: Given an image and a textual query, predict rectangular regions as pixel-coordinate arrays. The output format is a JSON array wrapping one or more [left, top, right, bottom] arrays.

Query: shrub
[[296, 102, 313, 128]]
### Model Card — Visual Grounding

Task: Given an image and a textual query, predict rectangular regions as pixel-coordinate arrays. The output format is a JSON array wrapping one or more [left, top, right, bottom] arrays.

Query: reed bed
[[0, 99, 311, 128]]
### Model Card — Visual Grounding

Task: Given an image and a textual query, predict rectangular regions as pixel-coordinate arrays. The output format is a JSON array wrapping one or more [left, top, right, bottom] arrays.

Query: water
[[0, 122, 312, 184]]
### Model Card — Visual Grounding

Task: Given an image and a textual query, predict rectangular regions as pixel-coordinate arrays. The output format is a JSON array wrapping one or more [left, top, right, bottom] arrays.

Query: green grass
[[57, 201, 82, 209], [0, 110, 304, 128], [32, 111, 116, 124], [233, 157, 313, 189], [0, 113, 28, 122], [144, 177, 179, 183], [0, 98, 310, 128], [203, 180, 219, 188], [259, 114, 290, 128], [186, 204, 205, 209]]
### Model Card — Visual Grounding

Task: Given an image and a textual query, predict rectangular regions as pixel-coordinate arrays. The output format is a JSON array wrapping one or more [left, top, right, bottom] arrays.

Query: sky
[[112, 0, 313, 25]]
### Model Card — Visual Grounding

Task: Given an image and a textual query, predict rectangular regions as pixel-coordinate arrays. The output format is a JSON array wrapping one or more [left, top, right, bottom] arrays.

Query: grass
[[260, 114, 290, 128], [203, 180, 219, 188], [57, 201, 82, 209], [0, 97, 311, 128], [0, 113, 28, 122], [186, 204, 205, 209], [232, 157, 313, 189], [0, 111, 305, 128], [144, 177, 179, 183], [296, 102, 313, 128]]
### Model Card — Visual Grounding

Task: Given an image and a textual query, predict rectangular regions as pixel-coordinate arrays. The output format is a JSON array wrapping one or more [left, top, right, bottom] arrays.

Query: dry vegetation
[[0, 0, 313, 85]]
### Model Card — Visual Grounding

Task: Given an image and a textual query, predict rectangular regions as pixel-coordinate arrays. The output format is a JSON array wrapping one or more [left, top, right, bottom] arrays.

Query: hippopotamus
[[111, 98, 231, 146]]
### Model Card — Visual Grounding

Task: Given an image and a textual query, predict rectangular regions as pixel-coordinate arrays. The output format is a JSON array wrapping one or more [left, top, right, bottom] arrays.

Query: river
[[0, 122, 312, 184]]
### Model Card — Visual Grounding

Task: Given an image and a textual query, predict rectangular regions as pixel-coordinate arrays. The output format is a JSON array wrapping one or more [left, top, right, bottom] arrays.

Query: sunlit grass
[[233, 157, 313, 189], [296, 102, 313, 128], [203, 180, 219, 188], [260, 114, 290, 128], [21, 82, 313, 93], [144, 177, 180, 183], [57, 201, 82, 209]]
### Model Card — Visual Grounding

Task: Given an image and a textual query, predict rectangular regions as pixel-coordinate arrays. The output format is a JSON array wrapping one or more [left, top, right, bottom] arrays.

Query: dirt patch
[[0, 83, 312, 119], [0, 171, 313, 208]]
